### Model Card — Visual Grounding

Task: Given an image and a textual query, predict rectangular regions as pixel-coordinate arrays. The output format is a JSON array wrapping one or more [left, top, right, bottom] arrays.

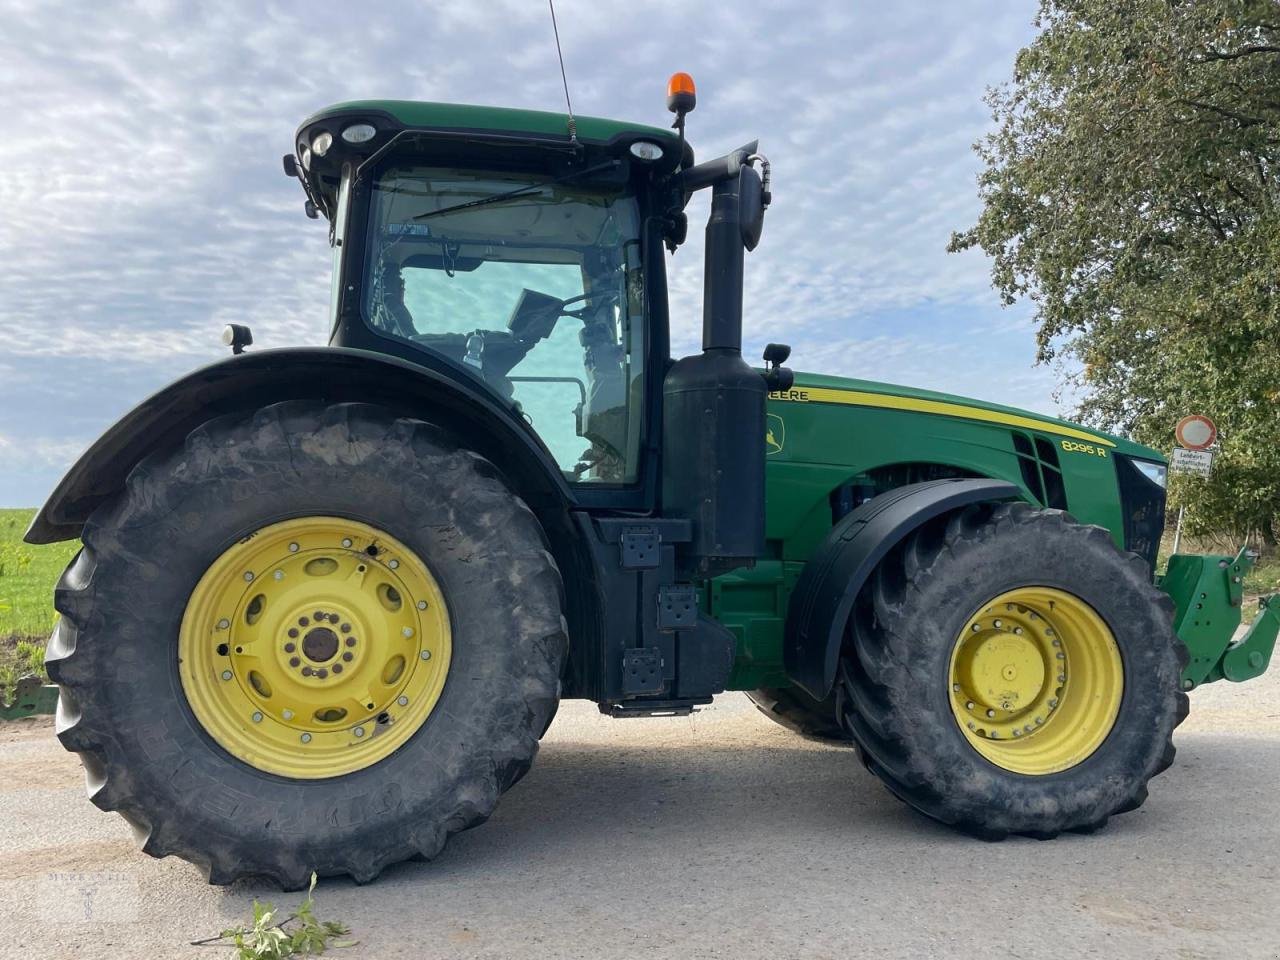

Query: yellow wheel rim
[[178, 517, 451, 779], [948, 586, 1123, 775]]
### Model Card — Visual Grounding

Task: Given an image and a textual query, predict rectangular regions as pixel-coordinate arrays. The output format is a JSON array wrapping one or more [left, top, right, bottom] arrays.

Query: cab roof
[[299, 99, 679, 148]]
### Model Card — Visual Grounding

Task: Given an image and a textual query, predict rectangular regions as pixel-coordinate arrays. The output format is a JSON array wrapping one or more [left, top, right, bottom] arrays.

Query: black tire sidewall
[[864, 510, 1181, 830], [78, 403, 564, 871]]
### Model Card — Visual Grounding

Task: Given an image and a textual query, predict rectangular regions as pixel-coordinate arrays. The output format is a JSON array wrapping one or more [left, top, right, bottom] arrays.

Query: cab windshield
[[362, 164, 646, 484]]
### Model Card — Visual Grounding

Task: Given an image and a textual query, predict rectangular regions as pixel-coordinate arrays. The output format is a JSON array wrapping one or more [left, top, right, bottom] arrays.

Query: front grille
[[1114, 455, 1167, 574], [1012, 432, 1069, 509]]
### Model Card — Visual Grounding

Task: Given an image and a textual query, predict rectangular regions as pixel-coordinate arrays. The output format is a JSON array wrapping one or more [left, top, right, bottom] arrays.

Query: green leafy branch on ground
[[193, 873, 356, 959]]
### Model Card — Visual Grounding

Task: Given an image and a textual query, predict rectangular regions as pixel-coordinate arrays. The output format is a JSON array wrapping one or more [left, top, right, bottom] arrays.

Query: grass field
[[0, 508, 79, 698]]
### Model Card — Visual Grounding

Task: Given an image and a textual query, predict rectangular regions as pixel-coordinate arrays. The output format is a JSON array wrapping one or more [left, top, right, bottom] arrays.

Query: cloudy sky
[[0, 0, 1056, 507]]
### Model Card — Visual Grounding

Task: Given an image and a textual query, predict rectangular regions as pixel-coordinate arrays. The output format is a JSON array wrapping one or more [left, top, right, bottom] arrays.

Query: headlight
[[628, 140, 664, 161], [341, 123, 377, 144], [1132, 459, 1167, 488], [311, 131, 333, 157]]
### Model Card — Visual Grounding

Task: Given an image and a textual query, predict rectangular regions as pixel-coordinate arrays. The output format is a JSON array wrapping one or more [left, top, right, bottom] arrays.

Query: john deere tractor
[[28, 76, 1277, 887]]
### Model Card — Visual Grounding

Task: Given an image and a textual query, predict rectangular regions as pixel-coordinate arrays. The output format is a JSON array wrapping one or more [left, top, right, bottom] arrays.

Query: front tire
[[839, 502, 1187, 838], [47, 401, 566, 887]]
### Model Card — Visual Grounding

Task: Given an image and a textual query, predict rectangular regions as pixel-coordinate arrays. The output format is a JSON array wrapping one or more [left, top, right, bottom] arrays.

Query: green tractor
[[28, 77, 1277, 888]]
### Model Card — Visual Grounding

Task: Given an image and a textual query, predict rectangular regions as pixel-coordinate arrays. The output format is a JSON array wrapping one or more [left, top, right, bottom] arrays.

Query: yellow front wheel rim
[[948, 586, 1123, 775], [179, 517, 452, 779]]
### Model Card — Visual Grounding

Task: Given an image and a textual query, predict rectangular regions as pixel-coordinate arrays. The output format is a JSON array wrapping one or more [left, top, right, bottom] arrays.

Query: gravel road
[[1, 671, 1277, 959]]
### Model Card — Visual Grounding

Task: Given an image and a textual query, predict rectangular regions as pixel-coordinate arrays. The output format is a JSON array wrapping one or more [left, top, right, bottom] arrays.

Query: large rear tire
[[838, 501, 1187, 838], [47, 401, 566, 887]]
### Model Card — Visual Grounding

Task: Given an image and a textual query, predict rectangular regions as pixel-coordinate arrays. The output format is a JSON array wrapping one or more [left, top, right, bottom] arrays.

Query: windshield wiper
[[412, 159, 619, 222]]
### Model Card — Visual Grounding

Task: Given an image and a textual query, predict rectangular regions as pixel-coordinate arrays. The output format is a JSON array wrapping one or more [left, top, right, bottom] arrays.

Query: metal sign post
[[1169, 414, 1217, 554]]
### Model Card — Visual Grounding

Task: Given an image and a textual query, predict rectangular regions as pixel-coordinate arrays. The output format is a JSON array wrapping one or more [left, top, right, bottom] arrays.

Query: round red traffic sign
[[1175, 414, 1217, 451]]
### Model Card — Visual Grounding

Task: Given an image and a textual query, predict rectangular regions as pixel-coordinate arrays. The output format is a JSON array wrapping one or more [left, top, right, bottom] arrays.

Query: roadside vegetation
[[952, 0, 1280, 552], [0, 508, 78, 699]]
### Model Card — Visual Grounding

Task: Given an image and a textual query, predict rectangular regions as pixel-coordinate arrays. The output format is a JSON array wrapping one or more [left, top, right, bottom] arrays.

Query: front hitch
[[1161, 547, 1279, 688]]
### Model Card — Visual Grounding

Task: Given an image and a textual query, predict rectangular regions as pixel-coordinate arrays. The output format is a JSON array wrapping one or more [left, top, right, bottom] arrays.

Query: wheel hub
[[948, 586, 1123, 774], [179, 517, 451, 779]]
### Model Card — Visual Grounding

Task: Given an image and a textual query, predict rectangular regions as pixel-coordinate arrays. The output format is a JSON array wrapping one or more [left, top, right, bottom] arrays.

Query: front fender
[[26, 346, 571, 544], [784, 478, 1022, 699]]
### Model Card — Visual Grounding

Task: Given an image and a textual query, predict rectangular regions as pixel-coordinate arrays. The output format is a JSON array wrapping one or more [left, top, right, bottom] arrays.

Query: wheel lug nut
[[243, 572, 254, 582], [273, 570, 284, 581], [1052, 639, 1061, 647], [252, 712, 263, 722], [388, 559, 400, 569], [301, 733, 312, 743], [402, 627, 414, 638], [417, 600, 428, 611], [282, 709, 294, 720], [342, 538, 353, 548], [965, 701, 975, 710], [420, 650, 432, 661], [217, 618, 230, 630], [1014, 627, 1023, 635], [971, 624, 981, 632], [397, 695, 409, 706], [1057, 674, 1066, 683], [1012, 728, 1022, 737], [288, 542, 299, 553], [1049, 698, 1059, 708], [221, 670, 233, 681], [953, 683, 961, 692], [1024, 725, 1033, 733], [1035, 716, 1044, 725], [353, 726, 365, 738], [993, 619, 1002, 628], [986, 709, 996, 718], [967, 722, 976, 731]]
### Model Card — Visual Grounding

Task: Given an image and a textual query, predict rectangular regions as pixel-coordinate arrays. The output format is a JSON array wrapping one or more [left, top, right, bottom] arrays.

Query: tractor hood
[[774, 371, 1164, 463]]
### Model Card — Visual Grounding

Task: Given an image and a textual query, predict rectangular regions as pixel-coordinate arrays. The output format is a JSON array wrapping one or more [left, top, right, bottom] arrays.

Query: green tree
[[951, 0, 1280, 549]]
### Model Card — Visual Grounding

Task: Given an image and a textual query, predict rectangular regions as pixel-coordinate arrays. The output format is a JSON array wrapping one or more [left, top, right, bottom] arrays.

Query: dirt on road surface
[[1, 673, 1278, 960]]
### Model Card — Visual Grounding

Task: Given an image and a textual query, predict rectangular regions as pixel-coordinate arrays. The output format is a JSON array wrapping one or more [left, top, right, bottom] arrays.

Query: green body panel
[[1160, 549, 1279, 687], [301, 99, 678, 147], [713, 372, 1164, 690]]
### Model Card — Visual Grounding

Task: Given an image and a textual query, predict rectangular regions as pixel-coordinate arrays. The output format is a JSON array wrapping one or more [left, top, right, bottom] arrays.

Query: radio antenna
[[547, 0, 578, 144]]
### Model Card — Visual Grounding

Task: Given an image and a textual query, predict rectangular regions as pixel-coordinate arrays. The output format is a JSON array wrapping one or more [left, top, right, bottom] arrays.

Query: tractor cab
[[293, 100, 694, 487]]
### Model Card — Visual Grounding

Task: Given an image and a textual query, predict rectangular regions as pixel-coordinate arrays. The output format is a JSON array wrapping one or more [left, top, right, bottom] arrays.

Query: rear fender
[[784, 478, 1022, 699], [26, 346, 572, 544]]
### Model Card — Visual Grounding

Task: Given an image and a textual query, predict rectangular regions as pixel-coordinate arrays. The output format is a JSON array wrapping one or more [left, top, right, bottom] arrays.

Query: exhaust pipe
[[662, 145, 772, 578]]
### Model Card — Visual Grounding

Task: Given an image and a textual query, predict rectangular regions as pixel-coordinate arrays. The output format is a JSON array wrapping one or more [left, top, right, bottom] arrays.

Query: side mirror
[[739, 165, 765, 252]]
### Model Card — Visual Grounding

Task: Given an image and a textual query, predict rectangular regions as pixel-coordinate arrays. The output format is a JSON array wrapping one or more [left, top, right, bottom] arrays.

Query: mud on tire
[[47, 401, 567, 888]]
